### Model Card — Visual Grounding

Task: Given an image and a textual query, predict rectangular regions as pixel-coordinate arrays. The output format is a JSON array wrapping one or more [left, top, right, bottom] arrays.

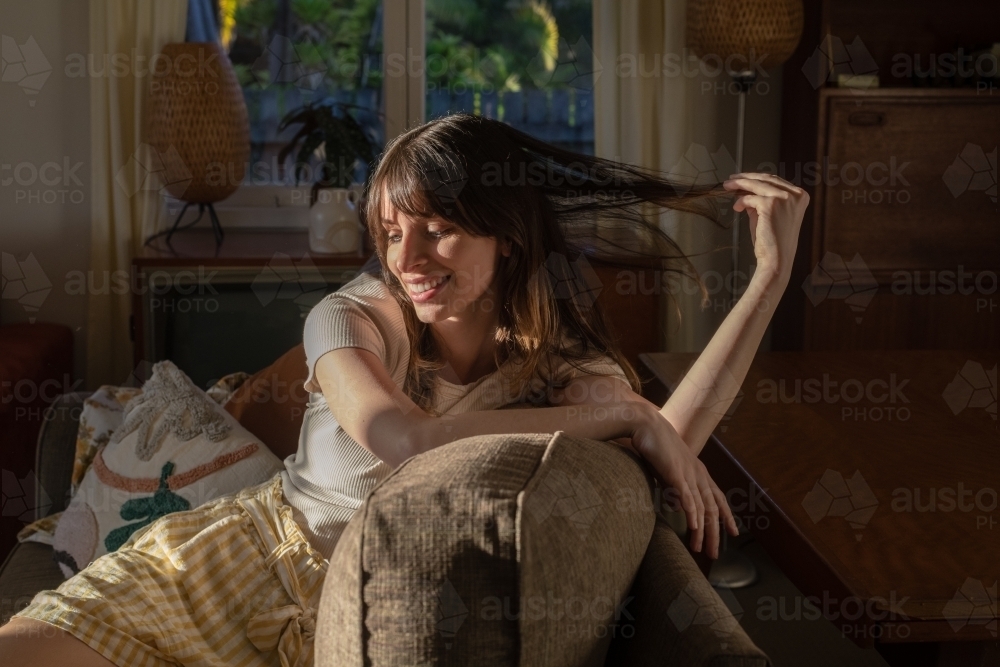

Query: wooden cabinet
[[816, 90, 999, 280], [772, 0, 1000, 351], [132, 231, 365, 388]]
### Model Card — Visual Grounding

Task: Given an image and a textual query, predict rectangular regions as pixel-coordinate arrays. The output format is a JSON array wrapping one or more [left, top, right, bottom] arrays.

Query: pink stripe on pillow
[[92, 443, 261, 492]]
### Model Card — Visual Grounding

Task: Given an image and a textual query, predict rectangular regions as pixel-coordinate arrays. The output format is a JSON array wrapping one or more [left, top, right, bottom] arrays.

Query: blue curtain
[[185, 0, 219, 43]]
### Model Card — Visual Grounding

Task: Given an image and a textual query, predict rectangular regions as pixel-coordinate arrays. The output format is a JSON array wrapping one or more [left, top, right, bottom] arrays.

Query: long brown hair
[[364, 113, 725, 413]]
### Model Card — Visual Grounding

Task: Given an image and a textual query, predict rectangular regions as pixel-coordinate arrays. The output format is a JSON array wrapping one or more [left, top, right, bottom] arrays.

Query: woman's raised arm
[[659, 173, 809, 455]]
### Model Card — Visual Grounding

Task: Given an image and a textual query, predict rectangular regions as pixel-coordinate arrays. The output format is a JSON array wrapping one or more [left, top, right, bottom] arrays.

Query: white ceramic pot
[[308, 185, 364, 254]]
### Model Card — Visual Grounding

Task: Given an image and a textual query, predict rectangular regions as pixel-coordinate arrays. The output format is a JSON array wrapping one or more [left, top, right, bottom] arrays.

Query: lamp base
[[144, 202, 225, 254], [709, 545, 759, 589]]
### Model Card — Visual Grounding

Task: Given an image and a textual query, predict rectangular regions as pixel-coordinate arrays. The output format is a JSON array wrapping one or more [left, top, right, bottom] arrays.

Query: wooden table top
[[641, 350, 998, 644], [135, 229, 368, 267]]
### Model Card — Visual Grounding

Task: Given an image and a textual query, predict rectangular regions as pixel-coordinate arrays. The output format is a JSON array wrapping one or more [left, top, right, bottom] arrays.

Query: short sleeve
[[544, 333, 630, 387], [550, 355, 629, 386], [302, 273, 409, 394]]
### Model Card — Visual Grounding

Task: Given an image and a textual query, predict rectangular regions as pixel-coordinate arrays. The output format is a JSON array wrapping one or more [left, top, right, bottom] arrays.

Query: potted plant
[[277, 101, 377, 254]]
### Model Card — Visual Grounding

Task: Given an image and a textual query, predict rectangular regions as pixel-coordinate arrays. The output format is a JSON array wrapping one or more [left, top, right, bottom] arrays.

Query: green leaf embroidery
[[104, 462, 191, 552]]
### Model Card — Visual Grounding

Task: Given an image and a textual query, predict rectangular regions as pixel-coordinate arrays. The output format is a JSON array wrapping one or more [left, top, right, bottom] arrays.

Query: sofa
[[0, 345, 770, 666], [0, 322, 74, 561]]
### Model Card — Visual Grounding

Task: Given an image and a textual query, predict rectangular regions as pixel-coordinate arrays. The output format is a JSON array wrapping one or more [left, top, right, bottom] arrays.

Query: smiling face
[[381, 197, 510, 325]]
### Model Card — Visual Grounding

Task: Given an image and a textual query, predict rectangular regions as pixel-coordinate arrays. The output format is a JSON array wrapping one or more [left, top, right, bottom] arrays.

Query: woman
[[1, 113, 807, 666]]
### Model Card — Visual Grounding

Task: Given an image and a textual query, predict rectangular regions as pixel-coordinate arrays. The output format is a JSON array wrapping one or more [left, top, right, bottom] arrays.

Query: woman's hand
[[629, 402, 739, 559], [724, 172, 809, 284]]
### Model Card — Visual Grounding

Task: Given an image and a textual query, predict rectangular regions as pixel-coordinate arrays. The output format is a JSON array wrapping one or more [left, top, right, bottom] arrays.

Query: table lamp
[[145, 41, 251, 251], [686, 0, 803, 589]]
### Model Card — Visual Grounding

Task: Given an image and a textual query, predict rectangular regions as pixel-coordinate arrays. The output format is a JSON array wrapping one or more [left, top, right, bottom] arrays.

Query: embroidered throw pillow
[[71, 385, 144, 498], [17, 373, 248, 547], [51, 361, 284, 578]]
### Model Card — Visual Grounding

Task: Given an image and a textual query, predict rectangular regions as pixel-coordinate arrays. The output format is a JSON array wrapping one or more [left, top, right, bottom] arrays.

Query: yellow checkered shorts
[[13, 473, 328, 667]]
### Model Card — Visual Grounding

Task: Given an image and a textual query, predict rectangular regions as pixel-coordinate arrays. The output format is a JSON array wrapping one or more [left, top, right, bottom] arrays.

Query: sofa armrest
[[605, 517, 770, 667], [34, 391, 91, 520]]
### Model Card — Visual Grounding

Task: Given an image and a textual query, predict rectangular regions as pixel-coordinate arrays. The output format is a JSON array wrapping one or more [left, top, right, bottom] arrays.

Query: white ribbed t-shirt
[[281, 271, 627, 558]]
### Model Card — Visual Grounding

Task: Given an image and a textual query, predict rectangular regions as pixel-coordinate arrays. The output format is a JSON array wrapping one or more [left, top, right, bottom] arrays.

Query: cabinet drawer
[[816, 91, 999, 282]]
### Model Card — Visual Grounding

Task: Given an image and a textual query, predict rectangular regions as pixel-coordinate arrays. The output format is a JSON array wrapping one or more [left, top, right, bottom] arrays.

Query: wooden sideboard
[[772, 0, 1000, 352]]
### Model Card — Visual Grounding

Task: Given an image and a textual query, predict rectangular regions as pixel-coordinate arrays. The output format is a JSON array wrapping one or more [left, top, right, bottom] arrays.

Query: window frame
[[181, 0, 425, 229]]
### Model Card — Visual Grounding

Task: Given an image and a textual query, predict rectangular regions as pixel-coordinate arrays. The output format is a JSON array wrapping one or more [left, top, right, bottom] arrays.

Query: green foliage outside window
[[226, 0, 591, 94]]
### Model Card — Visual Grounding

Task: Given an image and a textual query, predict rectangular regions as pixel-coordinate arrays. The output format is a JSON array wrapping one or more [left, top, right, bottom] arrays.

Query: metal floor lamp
[[685, 0, 804, 589]]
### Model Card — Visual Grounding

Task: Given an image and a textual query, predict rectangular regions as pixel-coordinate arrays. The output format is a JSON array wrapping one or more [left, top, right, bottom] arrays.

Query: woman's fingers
[[722, 177, 788, 199], [701, 483, 721, 559], [674, 478, 699, 530], [714, 482, 739, 537], [690, 471, 707, 552], [728, 172, 804, 195], [732, 194, 766, 214], [678, 481, 705, 554]]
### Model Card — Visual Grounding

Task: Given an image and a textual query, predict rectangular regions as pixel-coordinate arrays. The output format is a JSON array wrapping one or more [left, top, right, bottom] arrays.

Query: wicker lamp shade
[[687, 0, 804, 72], [146, 42, 250, 204]]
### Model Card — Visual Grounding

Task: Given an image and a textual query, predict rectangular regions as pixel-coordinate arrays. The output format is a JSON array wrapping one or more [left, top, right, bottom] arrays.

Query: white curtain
[[592, 0, 734, 353], [86, 0, 189, 388]]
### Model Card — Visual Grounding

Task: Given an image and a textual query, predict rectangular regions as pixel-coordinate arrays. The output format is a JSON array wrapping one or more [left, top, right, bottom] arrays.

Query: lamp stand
[[144, 202, 225, 254], [728, 70, 756, 309], [711, 70, 759, 591]]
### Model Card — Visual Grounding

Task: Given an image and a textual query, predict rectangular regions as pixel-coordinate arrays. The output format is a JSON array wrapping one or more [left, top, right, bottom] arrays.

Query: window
[[208, 0, 594, 225], [226, 0, 385, 176], [425, 0, 595, 155]]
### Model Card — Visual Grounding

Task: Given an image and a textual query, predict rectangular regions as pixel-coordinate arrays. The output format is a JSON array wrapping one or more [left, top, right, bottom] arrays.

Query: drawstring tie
[[239, 481, 323, 667]]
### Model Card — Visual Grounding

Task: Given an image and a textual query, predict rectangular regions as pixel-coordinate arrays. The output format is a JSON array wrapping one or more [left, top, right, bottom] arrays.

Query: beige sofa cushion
[[316, 431, 656, 667]]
